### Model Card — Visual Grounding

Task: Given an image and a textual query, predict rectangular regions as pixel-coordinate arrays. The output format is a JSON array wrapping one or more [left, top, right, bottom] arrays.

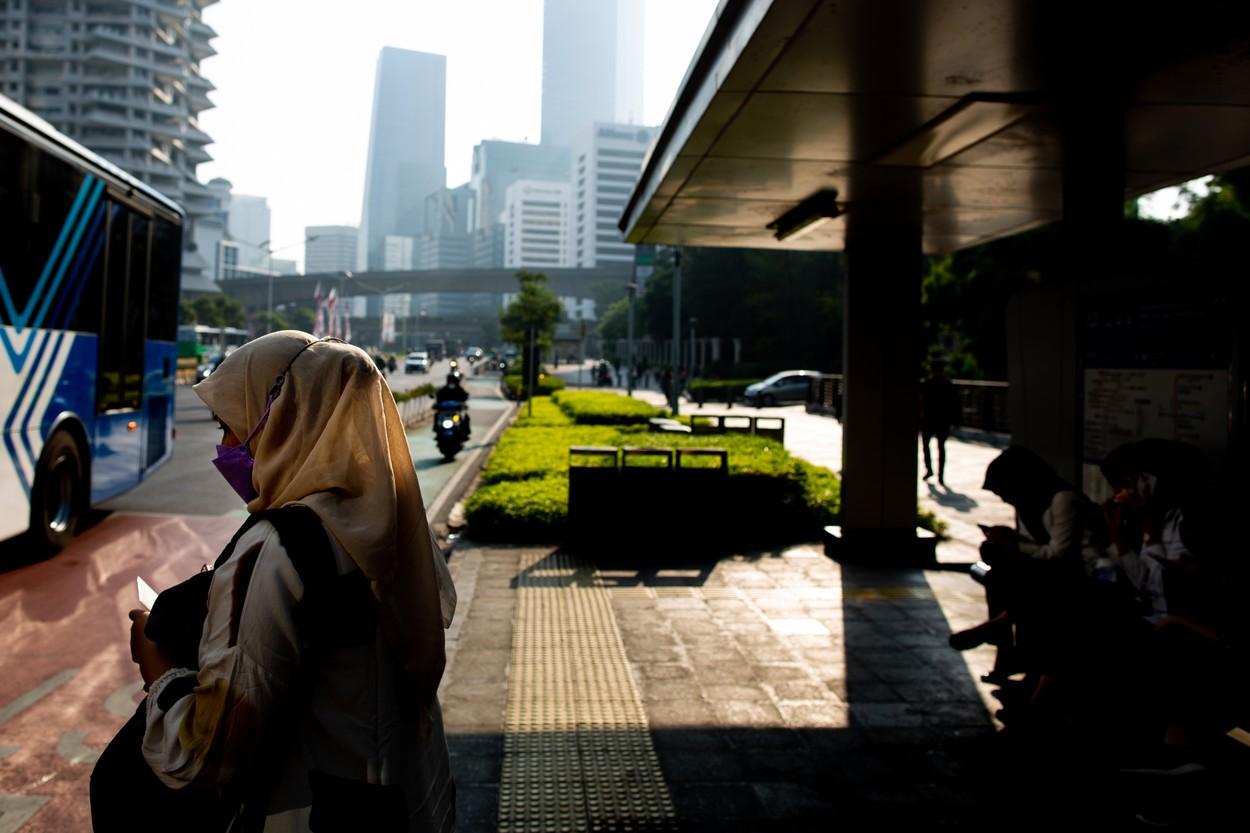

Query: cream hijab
[[194, 331, 456, 706]]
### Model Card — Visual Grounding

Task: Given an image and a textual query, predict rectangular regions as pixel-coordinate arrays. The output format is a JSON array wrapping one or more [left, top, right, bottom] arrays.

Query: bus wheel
[[29, 431, 84, 554]]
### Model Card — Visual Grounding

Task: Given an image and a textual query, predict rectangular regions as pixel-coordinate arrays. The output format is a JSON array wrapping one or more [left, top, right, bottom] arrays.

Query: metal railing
[[806, 374, 1010, 434]]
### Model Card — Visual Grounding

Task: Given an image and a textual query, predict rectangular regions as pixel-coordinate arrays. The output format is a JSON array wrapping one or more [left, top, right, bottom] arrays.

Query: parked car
[[743, 370, 821, 406], [404, 351, 430, 374]]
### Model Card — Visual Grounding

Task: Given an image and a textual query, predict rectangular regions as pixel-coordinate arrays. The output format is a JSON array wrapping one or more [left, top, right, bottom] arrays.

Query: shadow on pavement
[[926, 482, 980, 512]]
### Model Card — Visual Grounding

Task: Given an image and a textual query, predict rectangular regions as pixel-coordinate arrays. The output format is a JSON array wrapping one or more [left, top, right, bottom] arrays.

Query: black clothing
[[435, 385, 469, 404], [919, 375, 958, 434]]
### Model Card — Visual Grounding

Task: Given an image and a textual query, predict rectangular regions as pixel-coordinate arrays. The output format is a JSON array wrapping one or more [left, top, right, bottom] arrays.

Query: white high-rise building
[[228, 194, 271, 270], [574, 123, 656, 267], [360, 48, 446, 271], [384, 235, 415, 271], [305, 225, 358, 274], [504, 180, 573, 269], [0, 0, 221, 292], [541, 0, 644, 148]]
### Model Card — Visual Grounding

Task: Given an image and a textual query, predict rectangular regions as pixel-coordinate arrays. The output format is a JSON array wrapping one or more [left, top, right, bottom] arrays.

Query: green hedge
[[502, 373, 566, 399], [463, 476, 568, 542], [688, 378, 761, 404], [393, 383, 436, 403], [551, 390, 666, 425], [465, 395, 845, 544]]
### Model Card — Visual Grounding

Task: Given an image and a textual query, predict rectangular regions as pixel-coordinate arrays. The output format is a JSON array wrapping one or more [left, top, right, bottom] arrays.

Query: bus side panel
[[91, 411, 142, 503], [142, 339, 176, 473], [0, 327, 77, 540]]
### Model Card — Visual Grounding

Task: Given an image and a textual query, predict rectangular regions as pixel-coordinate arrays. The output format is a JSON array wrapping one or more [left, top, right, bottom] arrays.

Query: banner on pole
[[634, 244, 656, 293]]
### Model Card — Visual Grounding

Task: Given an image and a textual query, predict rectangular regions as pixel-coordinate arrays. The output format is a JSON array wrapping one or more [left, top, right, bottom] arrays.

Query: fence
[[396, 395, 433, 428], [806, 374, 1010, 434]]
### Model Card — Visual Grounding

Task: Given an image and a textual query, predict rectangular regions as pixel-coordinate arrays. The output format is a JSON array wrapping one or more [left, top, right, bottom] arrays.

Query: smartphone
[[136, 576, 158, 611]]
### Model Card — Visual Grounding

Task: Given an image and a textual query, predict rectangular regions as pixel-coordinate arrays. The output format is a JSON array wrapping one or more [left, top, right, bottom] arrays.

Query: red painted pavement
[[0, 514, 234, 832]]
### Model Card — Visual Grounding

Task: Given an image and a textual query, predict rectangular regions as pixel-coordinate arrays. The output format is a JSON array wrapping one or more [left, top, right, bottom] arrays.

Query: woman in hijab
[[123, 332, 457, 832], [949, 447, 1105, 696]]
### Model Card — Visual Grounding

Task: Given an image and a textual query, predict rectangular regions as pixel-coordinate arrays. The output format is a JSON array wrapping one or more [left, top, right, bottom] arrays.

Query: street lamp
[[258, 236, 317, 333], [689, 316, 698, 374]]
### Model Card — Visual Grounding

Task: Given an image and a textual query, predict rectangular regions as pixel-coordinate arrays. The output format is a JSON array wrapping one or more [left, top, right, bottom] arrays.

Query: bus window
[[123, 213, 149, 403], [98, 205, 146, 411], [148, 217, 179, 342], [0, 131, 84, 315]]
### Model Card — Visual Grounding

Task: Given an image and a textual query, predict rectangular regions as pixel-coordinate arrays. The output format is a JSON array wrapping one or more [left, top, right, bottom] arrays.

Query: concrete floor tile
[[711, 700, 784, 727], [646, 698, 717, 727], [776, 701, 850, 728], [701, 683, 771, 702], [768, 681, 836, 702], [639, 679, 702, 702]]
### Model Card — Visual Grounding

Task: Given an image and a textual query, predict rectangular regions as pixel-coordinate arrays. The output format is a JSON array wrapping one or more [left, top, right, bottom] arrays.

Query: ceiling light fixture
[[768, 189, 841, 242]]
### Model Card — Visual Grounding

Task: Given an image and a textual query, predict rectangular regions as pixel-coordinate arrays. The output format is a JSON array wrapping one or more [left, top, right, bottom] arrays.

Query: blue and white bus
[[1, 95, 183, 551]]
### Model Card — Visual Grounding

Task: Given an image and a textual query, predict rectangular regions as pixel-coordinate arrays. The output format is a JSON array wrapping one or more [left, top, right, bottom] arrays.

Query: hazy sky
[[197, 0, 719, 269]]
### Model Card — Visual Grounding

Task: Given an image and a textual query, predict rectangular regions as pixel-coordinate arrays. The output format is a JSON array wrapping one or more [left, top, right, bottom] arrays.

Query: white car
[[404, 351, 430, 373]]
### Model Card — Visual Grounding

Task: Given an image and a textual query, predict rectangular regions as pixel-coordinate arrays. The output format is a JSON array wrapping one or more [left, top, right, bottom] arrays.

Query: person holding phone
[[101, 332, 458, 832], [949, 447, 1106, 696]]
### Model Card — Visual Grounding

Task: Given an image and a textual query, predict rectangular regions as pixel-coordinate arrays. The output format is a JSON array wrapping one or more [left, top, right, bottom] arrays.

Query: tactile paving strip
[[842, 586, 934, 601], [499, 551, 678, 833]]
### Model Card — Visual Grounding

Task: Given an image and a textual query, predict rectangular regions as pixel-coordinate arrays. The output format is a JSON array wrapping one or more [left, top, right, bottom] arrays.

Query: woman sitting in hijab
[[949, 447, 1106, 697], [116, 332, 457, 832]]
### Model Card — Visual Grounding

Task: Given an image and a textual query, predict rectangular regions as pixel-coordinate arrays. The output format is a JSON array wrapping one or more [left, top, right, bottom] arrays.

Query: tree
[[179, 299, 197, 325], [192, 296, 224, 328], [286, 306, 317, 333], [595, 296, 630, 342], [625, 247, 843, 377], [191, 295, 246, 330], [253, 311, 290, 335], [500, 271, 563, 357]]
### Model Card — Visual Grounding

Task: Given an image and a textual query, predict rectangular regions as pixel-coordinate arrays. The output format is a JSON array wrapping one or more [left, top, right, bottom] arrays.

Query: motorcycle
[[434, 402, 469, 460]]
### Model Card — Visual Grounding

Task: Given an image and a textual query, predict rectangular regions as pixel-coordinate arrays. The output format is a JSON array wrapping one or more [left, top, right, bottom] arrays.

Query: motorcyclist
[[434, 372, 470, 438]]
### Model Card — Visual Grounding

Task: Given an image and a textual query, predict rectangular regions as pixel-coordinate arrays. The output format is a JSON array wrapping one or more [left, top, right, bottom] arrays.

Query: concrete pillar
[[837, 171, 924, 559]]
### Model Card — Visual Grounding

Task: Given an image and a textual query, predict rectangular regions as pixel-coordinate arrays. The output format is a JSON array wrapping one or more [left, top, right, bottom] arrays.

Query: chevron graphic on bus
[[2, 94, 183, 551]]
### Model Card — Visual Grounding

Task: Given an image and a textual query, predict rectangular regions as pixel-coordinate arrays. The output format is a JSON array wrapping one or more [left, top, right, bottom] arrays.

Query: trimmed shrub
[[393, 383, 436, 403], [464, 476, 568, 543], [688, 378, 761, 404], [502, 373, 566, 399], [551, 390, 666, 424], [467, 394, 935, 545]]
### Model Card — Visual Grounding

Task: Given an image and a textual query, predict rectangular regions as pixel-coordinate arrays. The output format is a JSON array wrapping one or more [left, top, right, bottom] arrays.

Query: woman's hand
[[128, 609, 176, 690], [981, 525, 1019, 546]]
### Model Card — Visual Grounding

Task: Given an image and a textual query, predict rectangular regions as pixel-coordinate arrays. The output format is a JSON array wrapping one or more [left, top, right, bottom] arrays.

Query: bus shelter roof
[[620, 0, 1250, 254]]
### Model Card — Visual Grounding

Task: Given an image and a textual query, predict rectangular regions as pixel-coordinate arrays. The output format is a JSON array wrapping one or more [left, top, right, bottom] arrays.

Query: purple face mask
[[212, 396, 273, 503], [211, 337, 334, 503]]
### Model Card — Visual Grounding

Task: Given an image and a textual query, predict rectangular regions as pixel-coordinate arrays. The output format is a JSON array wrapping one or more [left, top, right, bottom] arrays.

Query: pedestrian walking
[[95, 332, 457, 832], [920, 358, 958, 485]]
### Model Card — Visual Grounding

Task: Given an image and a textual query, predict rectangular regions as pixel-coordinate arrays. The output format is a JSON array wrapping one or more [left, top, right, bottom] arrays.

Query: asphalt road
[[0, 362, 511, 832], [99, 359, 503, 516]]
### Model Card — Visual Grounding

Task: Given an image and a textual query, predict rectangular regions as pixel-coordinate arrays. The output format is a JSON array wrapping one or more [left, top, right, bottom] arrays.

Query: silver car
[[744, 370, 821, 406]]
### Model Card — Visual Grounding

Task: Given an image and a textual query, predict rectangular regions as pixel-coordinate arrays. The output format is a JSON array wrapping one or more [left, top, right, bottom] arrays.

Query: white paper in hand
[[136, 576, 158, 611]]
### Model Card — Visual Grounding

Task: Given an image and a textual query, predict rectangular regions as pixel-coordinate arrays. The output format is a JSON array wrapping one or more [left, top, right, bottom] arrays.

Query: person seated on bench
[[948, 447, 1106, 699]]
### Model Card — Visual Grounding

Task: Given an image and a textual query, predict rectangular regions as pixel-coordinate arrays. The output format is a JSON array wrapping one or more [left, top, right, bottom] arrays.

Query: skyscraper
[[0, 0, 220, 292], [305, 226, 359, 274], [574, 122, 656, 267], [228, 194, 272, 271], [541, 0, 644, 148], [359, 48, 447, 270], [504, 180, 574, 269]]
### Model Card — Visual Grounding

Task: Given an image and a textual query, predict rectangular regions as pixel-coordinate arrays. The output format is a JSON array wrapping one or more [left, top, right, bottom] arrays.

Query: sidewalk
[[617, 386, 1014, 563], [439, 539, 1009, 832], [438, 381, 1045, 830]]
